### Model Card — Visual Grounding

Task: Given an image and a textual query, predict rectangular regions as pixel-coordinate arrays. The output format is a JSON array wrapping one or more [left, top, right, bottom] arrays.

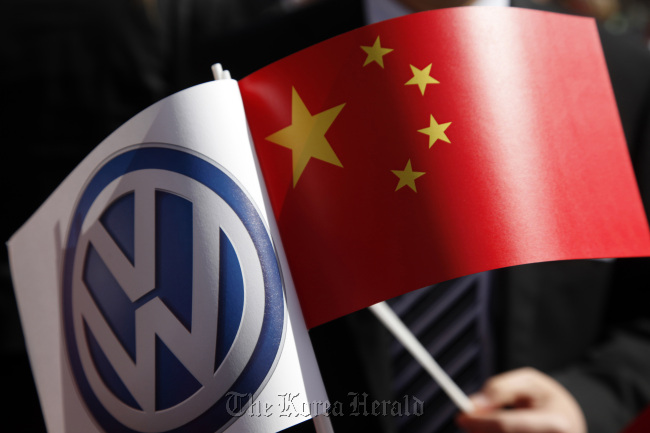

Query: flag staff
[[211, 63, 232, 81], [313, 414, 335, 433], [368, 301, 475, 414]]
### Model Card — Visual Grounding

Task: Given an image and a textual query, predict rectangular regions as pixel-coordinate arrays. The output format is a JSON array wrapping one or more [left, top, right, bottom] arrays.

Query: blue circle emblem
[[62, 146, 285, 432]]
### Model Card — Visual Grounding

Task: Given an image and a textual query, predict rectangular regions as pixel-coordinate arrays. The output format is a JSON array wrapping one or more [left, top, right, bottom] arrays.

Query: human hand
[[456, 367, 587, 433]]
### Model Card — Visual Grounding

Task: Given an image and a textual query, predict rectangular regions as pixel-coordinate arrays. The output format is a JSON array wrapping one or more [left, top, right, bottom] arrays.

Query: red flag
[[239, 7, 650, 329]]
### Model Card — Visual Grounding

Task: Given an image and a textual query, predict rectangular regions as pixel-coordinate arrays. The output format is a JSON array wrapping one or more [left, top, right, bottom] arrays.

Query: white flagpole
[[313, 414, 335, 433], [211, 63, 231, 81], [368, 301, 475, 414]]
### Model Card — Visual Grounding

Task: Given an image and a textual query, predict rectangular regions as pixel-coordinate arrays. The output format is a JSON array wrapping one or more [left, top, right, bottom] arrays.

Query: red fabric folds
[[239, 7, 650, 328]]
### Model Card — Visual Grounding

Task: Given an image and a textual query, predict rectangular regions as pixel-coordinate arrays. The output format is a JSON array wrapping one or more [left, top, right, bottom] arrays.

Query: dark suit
[[186, 1, 650, 432]]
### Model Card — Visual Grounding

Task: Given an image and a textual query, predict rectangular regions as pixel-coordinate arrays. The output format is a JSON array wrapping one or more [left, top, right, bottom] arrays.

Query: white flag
[[8, 79, 329, 433]]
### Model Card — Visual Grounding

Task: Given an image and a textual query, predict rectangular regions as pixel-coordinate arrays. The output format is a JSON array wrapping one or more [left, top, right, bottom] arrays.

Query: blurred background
[[1, 0, 648, 431]]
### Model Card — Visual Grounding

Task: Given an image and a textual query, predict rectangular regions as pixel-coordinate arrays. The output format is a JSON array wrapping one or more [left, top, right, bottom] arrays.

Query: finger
[[473, 368, 549, 408], [458, 409, 571, 433]]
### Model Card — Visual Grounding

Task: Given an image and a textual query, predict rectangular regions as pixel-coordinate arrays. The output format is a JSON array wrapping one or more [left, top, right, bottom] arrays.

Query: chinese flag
[[239, 7, 650, 329]]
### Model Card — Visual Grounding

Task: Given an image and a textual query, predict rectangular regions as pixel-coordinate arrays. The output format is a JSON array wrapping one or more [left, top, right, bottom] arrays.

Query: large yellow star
[[391, 159, 425, 192], [361, 36, 393, 68], [405, 64, 439, 95], [418, 115, 451, 148], [266, 87, 345, 187]]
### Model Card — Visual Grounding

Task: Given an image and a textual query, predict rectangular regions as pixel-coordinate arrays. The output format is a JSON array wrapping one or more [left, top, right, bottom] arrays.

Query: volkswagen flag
[[8, 79, 329, 433]]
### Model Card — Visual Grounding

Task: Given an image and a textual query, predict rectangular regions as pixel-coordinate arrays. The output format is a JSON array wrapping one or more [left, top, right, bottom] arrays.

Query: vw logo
[[62, 146, 285, 432]]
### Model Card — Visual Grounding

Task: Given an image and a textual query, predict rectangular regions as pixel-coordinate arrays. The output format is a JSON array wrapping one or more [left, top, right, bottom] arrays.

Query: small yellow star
[[418, 115, 451, 148], [266, 87, 345, 187], [391, 159, 425, 192], [361, 36, 394, 68], [405, 64, 439, 95]]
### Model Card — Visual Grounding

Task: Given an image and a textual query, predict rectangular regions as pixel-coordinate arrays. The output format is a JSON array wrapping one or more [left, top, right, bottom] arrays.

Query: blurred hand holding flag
[[239, 7, 650, 329]]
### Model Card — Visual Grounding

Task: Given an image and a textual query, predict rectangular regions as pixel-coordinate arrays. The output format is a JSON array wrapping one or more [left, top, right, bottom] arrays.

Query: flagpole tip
[[211, 63, 232, 81]]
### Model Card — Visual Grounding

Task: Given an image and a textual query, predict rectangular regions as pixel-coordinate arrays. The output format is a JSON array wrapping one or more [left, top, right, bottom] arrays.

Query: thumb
[[471, 367, 550, 410]]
